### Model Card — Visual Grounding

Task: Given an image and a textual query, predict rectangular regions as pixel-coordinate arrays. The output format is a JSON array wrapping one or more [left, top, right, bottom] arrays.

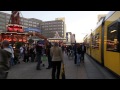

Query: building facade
[[66, 32, 76, 45], [41, 18, 65, 38]]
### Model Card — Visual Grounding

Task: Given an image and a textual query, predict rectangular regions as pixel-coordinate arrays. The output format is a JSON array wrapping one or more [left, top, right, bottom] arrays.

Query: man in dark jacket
[[80, 43, 86, 63], [36, 41, 43, 70], [73, 43, 77, 64], [76, 44, 81, 65], [46, 42, 52, 69], [0, 40, 11, 79]]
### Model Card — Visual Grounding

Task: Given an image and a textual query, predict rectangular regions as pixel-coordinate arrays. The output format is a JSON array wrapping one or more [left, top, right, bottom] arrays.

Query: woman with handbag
[[50, 42, 63, 79]]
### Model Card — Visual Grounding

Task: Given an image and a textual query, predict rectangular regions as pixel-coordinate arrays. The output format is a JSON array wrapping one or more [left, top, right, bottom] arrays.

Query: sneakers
[[42, 64, 45, 67], [46, 67, 50, 69], [36, 67, 41, 70]]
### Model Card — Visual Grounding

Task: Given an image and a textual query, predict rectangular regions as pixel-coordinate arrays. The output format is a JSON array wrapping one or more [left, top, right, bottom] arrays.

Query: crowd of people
[[0, 39, 86, 79], [65, 43, 86, 65]]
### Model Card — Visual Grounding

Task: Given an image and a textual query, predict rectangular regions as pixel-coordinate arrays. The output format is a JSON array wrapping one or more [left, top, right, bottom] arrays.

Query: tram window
[[91, 33, 99, 49], [107, 21, 119, 52]]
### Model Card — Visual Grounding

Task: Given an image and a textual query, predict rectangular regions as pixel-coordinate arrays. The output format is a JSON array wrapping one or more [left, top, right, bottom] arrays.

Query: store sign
[[24, 28, 41, 33]]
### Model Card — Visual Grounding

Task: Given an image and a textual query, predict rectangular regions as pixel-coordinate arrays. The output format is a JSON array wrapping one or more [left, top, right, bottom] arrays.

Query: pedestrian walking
[[50, 42, 63, 79]]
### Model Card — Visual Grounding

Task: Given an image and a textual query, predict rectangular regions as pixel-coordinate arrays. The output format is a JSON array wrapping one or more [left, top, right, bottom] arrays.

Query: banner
[[24, 28, 41, 33]]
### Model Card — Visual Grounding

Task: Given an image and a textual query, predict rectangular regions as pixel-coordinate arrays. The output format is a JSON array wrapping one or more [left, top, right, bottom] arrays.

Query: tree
[[28, 39, 34, 44], [15, 42, 23, 49]]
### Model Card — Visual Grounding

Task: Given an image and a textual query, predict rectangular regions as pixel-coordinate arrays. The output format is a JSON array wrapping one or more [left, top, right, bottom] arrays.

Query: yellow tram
[[84, 11, 120, 76]]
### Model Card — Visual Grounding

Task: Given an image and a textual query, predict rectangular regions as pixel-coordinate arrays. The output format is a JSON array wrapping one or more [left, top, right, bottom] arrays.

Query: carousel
[[0, 11, 28, 46]]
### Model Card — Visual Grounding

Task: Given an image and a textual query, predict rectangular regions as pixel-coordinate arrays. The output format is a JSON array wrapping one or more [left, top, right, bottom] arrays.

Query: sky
[[1, 11, 109, 43]]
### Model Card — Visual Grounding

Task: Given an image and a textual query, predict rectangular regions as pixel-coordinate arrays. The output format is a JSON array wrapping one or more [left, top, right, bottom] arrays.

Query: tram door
[[101, 18, 105, 66]]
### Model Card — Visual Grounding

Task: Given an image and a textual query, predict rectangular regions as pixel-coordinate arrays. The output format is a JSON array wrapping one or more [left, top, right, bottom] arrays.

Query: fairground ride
[[0, 11, 48, 46]]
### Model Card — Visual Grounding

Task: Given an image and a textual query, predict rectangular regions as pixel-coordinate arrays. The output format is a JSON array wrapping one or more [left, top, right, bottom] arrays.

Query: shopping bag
[[41, 54, 48, 61], [60, 63, 66, 79]]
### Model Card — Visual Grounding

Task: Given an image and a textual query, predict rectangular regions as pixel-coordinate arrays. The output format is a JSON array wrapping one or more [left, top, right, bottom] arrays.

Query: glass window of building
[[0, 26, 2, 29], [6, 19, 9, 23], [33, 25, 36, 27], [0, 18, 5, 22], [26, 23, 28, 25], [107, 20, 119, 52], [24, 19, 28, 23], [24, 23, 26, 25], [26, 20, 29, 23], [29, 21, 32, 23], [21, 22, 24, 25], [24, 26, 27, 28], [2, 26, 5, 29], [49, 28, 52, 30], [20, 19, 23, 22], [33, 22, 36, 24], [0, 26, 5, 30], [0, 22, 5, 25], [6, 15, 10, 19], [0, 14, 5, 18]]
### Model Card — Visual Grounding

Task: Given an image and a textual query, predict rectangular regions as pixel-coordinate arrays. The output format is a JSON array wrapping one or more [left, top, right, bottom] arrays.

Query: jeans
[[81, 53, 85, 62], [74, 52, 77, 64], [19, 53, 24, 60], [30, 54, 35, 62], [10, 57, 14, 66], [52, 61, 61, 79], [36, 53, 42, 69], [77, 54, 81, 65], [47, 55, 52, 68]]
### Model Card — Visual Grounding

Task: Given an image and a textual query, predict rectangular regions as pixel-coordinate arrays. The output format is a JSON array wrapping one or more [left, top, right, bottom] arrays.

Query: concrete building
[[66, 32, 76, 45], [66, 32, 71, 45], [41, 17, 65, 38], [0, 12, 8, 32], [55, 17, 66, 38]]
